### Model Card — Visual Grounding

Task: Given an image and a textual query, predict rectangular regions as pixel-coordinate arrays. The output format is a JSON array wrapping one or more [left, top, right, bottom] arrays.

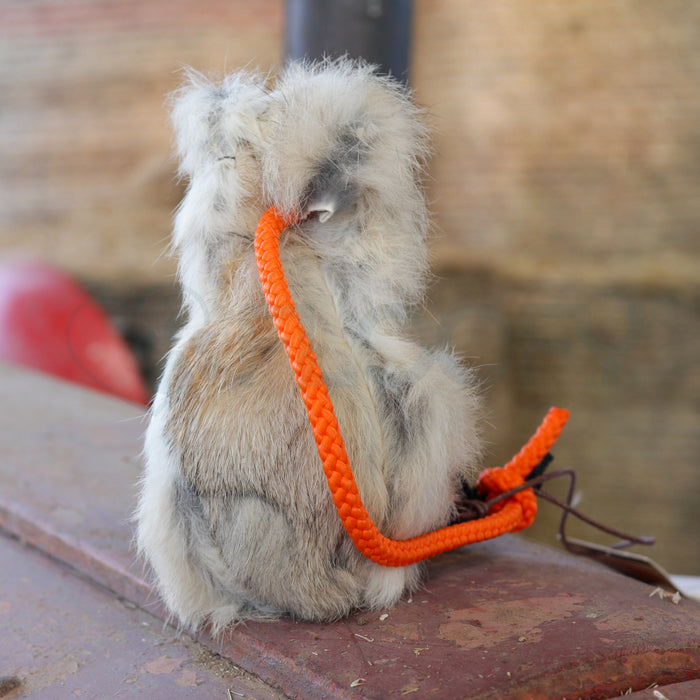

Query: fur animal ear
[[169, 69, 270, 178]]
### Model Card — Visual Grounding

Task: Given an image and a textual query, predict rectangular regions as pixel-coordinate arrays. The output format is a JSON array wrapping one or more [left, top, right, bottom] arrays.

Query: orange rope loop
[[254, 207, 570, 567]]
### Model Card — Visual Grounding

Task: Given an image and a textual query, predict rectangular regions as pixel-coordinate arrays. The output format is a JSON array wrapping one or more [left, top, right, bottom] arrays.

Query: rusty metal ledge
[[2, 362, 700, 699]]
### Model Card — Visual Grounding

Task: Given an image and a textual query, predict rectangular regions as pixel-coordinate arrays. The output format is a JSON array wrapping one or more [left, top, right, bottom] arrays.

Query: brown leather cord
[[455, 467, 656, 551]]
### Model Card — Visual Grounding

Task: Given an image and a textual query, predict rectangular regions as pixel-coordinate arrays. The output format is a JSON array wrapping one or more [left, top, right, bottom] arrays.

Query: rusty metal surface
[[0, 531, 284, 698], [0, 364, 154, 608], [625, 679, 700, 699], [1, 363, 700, 699], [210, 538, 700, 699]]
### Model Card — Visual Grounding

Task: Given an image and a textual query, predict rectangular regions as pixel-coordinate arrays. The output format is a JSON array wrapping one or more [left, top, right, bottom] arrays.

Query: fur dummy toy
[[136, 59, 482, 630]]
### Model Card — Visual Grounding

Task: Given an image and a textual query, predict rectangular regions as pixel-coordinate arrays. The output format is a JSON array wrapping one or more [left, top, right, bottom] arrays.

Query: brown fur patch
[[165, 310, 286, 494]]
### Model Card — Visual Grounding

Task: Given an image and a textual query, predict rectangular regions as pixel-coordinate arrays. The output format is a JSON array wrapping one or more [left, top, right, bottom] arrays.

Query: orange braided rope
[[254, 207, 570, 567]]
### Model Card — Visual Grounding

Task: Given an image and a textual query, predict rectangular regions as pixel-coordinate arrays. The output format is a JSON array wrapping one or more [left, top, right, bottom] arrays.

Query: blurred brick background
[[1, 0, 698, 572]]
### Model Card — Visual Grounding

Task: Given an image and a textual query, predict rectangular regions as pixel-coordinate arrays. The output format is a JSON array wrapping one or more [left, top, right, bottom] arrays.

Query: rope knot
[[475, 467, 538, 532], [476, 466, 524, 500], [510, 489, 538, 531]]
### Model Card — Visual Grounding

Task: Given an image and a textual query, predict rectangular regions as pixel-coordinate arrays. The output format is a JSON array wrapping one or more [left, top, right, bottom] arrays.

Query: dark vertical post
[[284, 0, 414, 84]]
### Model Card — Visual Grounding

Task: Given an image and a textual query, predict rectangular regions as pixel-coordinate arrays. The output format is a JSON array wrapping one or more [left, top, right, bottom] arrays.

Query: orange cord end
[[254, 207, 570, 566]]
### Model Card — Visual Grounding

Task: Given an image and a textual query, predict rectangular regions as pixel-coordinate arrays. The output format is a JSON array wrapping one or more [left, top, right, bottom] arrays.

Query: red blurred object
[[0, 259, 150, 405]]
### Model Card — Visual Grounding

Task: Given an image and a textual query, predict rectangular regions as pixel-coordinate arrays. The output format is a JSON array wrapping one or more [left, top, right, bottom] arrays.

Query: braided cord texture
[[254, 207, 569, 566]]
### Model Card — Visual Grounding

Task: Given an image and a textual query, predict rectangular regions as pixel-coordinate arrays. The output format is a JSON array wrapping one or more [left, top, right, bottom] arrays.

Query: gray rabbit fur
[[136, 59, 482, 631]]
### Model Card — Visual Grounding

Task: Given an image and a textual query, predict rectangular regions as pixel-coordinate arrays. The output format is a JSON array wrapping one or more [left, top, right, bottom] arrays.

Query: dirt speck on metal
[[0, 677, 22, 699]]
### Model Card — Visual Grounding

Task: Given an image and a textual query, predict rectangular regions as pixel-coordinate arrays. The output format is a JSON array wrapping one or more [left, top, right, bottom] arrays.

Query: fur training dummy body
[[136, 60, 482, 630]]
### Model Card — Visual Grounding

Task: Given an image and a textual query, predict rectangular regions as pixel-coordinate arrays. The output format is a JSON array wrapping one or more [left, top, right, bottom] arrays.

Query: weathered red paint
[[0, 532, 282, 698], [1, 363, 699, 699]]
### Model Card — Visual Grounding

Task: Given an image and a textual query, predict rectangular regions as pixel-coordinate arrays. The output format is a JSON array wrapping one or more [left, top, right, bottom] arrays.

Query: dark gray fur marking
[[302, 128, 368, 217], [368, 365, 426, 452], [172, 475, 219, 590]]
